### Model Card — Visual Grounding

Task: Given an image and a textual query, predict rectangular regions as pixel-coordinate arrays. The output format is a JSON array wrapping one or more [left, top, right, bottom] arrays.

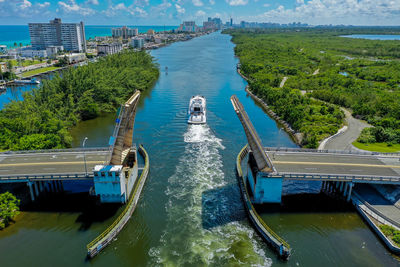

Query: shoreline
[[237, 67, 302, 146]]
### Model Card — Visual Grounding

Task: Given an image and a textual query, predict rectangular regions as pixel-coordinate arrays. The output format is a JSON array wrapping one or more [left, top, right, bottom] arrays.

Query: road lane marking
[[273, 161, 400, 168], [0, 161, 103, 167]]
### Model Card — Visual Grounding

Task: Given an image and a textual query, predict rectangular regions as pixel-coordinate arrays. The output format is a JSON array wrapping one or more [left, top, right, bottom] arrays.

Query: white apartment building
[[29, 18, 86, 53], [97, 43, 123, 56], [112, 26, 139, 39]]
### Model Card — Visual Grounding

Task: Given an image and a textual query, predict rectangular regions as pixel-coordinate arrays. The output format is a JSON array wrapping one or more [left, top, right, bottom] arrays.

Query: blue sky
[[0, 0, 399, 26]]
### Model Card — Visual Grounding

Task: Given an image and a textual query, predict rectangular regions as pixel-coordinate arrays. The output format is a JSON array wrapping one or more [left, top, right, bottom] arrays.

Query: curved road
[[323, 108, 371, 151]]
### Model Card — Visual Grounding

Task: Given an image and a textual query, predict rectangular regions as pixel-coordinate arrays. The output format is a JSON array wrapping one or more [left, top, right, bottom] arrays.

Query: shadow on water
[[21, 191, 121, 231], [255, 193, 354, 214], [201, 183, 246, 230]]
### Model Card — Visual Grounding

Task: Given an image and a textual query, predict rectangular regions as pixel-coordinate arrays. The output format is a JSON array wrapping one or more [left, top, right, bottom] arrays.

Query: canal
[[0, 32, 399, 266]]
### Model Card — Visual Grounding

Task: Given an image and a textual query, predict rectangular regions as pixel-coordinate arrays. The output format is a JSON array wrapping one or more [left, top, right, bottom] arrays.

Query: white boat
[[188, 95, 206, 124], [13, 78, 40, 85]]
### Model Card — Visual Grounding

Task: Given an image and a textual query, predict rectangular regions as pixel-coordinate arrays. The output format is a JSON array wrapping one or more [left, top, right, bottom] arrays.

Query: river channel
[[0, 32, 399, 266]]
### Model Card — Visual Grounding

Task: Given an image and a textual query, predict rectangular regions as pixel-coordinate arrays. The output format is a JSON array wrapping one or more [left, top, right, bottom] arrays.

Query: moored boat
[[188, 95, 206, 124], [13, 78, 40, 85]]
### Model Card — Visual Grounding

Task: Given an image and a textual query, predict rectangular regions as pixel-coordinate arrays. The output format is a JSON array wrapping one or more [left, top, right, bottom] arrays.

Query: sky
[[0, 0, 400, 26]]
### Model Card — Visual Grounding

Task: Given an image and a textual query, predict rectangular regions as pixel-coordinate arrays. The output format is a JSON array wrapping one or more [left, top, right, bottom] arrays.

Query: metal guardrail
[[236, 145, 291, 259], [104, 105, 125, 164], [264, 147, 400, 157], [87, 145, 150, 258], [0, 147, 108, 155], [272, 173, 400, 184], [353, 191, 400, 229], [0, 172, 93, 182]]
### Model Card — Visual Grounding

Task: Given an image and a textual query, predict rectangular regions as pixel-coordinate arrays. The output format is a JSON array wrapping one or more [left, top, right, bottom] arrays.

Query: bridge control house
[[93, 156, 138, 203]]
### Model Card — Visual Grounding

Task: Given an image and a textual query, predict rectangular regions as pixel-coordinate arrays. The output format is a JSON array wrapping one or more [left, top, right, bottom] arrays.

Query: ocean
[[0, 25, 178, 48]]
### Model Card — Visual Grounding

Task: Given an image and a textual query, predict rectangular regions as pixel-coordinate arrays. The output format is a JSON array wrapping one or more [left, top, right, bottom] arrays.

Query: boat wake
[[149, 124, 271, 266]]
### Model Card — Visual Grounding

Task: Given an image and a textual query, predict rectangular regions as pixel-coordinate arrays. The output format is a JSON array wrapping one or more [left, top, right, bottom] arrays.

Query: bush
[[0, 192, 20, 229]]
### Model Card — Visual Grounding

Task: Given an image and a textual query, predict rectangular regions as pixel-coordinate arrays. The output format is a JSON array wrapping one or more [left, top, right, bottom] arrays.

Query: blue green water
[[0, 25, 178, 48], [341, 34, 400, 40], [0, 32, 399, 266]]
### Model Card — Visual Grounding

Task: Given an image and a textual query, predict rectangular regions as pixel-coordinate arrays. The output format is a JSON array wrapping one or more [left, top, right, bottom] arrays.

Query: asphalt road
[[266, 151, 400, 177], [324, 108, 371, 151], [0, 151, 108, 178]]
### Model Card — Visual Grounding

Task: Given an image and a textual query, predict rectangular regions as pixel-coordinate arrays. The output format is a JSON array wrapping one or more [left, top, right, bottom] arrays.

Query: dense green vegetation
[[380, 224, 400, 246], [0, 50, 159, 150], [225, 28, 400, 148], [0, 192, 20, 229]]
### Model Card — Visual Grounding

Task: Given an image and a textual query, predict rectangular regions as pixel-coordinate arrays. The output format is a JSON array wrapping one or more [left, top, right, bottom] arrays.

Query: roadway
[[0, 150, 109, 180], [265, 150, 400, 178]]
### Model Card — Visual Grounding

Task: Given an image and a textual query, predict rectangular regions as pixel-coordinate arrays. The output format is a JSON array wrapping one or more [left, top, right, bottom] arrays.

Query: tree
[[6, 61, 13, 72], [0, 192, 20, 229]]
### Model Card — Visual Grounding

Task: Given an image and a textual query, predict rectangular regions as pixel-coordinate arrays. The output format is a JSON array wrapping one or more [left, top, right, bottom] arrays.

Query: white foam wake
[[149, 125, 271, 266]]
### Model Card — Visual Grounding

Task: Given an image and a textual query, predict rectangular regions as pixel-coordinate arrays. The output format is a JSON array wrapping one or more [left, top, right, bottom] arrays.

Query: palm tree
[[13, 42, 17, 48]]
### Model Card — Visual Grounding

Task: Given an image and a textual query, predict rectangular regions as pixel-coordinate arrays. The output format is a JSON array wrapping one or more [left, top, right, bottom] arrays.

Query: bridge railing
[[0, 147, 109, 155], [353, 191, 400, 229], [104, 105, 125, 164], [264, 147, 400, 157], [270, 172, 400, 184], [87, 145, 150, 258], [0, 172, 93, 181]]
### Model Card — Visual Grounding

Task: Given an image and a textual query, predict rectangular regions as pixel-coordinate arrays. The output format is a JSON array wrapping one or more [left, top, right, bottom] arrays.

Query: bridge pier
[[346, 182, 354, 202], [38, 181, 44, 192], [340, 182, 344, 192], [34, 182, 39, 197], [27, 182, 35, 201]]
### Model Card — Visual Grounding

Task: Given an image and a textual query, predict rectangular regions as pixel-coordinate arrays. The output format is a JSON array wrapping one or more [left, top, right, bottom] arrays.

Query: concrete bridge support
[[27, 182, 35, 201], [346, 182, 354, 202]]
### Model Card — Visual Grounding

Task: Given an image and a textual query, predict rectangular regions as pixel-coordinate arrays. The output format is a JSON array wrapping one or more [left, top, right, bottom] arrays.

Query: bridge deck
[[264, 150, 400, 183], [0, 150, 109, 181]]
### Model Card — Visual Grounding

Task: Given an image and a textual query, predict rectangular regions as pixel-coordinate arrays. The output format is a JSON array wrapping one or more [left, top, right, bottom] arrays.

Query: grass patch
[[21, 66, 60, 78], [353, 141, 400, 153], [379, 225, 400, 247]]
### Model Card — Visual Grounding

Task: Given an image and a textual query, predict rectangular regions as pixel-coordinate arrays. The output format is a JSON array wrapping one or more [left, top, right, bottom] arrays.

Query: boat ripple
[[149, 124, 271, 266]]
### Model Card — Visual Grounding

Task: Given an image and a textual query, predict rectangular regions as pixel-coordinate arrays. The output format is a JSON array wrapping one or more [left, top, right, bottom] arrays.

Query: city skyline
[[0, 0, 400, 26]]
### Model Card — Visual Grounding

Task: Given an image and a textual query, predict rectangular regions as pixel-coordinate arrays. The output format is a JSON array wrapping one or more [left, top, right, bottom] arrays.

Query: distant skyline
[[0, 0, 400, 26]]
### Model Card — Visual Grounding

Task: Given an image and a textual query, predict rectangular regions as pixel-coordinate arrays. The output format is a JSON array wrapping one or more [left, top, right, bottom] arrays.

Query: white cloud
[[85, 0, 99, 5], [225, 0, 248, 6], [20, 0, 32, 9], [37, 1, 50, 8], [192, 0, 203, 7], [195, 10, 206, 17], [58, 0, 95, 15], [175, 4, 185, 14], [134, 0, 150, 7], [250, 0, 400, 25], [209, 0, 215, 4]]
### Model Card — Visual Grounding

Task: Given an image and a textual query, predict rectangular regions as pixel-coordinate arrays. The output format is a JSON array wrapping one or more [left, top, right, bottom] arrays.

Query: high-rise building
[[178, 21, 198, 32], [230, 18, 233, 26], [207, 17, 222, 30], [112, 26, 139, 39], [132, 38, 145, 49], [29, 18, 86, 52]]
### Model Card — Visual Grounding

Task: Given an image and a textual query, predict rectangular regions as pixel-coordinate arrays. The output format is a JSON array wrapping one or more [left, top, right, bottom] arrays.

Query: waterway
[[341, 34, 400, 40], [0, 32, 399, 266]]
